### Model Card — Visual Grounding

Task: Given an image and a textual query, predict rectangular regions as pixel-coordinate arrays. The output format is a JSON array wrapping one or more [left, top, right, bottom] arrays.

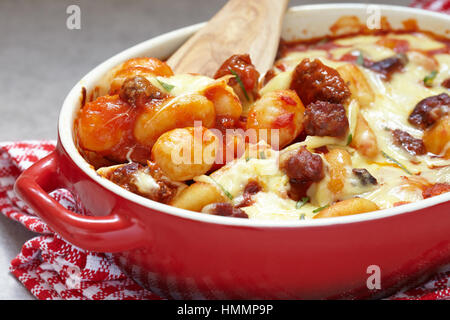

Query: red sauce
[[273, 112, 294, 128], [277, 38, 345, 58], [422, 183, 450, 199], [215, 116, 239, 134], [280, 95, 297, 106], [274, 61, 287, 72], [279, 17, 450, 65], [262, 69, 277, 86], [393, 201, 411, 207]]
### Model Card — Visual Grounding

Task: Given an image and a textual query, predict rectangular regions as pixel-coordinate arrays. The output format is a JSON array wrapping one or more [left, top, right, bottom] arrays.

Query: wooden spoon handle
[[167, 0, 289, 78]]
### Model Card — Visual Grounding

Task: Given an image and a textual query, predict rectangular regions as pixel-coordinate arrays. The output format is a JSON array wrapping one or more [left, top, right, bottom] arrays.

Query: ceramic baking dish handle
[[14, 151, 146, 253]]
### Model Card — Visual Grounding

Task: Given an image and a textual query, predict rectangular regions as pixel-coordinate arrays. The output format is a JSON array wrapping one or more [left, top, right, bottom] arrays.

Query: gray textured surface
[[0, 0, 410, 299]]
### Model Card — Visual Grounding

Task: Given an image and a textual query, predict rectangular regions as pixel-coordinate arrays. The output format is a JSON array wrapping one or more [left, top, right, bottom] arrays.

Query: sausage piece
[[290, 58, 350, 105], [204, 202, 249, 218], [408, 93, 450, 129], [119, 76, 166, 107], [304, 101, 349, 137], [282, 147, 325, 200], [105, 162, 181, 204], [392, 129, 427, 155], [365, 54, 408, 80], [352, 168, 378, 186], [214, 54, 260, 101], [283, 147, 325, 182], [236, 180, 263, 208], [109, 57, 174, 94]]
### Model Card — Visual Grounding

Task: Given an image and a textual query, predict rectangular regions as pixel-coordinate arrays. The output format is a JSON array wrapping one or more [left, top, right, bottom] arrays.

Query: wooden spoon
[[167, 0, 290, 78]]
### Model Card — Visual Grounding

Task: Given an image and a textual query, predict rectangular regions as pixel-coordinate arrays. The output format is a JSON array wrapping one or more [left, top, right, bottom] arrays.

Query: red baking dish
[[14, 4, 450, 299]]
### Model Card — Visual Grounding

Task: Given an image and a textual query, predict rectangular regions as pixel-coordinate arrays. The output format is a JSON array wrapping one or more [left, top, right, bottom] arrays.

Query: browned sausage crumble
[[392, 129, 427, 155], [119, 75, 166, 107], [106, 162, 180, 204], [304, 101, 349, 137], [282, 147, 325, 200], [408, 93, 450, 129], [290, 58, 350, 105], [364, 54, 408, 80], [236, 180, 263, 208], [352, 168, 378, 186], [206, 202, 249, 218]]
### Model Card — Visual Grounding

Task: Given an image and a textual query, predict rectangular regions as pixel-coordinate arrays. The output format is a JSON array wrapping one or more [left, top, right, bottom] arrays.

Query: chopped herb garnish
[[228, 67, 250, 101], [356, 51, 364, 66], [381, 151, 412, 175], [296, 197, 309, 209], [424, 70, 438, 87], [157, 79, 175, 92], [209, 177, 233, 200], [299, 214, 306, 220], [346, 133, 353, 146], [312, 204, 329, 213]]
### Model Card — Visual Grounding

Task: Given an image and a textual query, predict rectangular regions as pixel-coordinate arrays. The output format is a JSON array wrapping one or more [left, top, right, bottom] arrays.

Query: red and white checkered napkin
[[0, 141, 158, 300], [1, 141, 449, 300], [411, 0, 450, 14]]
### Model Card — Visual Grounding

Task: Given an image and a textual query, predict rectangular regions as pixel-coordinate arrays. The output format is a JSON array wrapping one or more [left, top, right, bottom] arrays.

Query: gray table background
[[0, 0, 410, 299]]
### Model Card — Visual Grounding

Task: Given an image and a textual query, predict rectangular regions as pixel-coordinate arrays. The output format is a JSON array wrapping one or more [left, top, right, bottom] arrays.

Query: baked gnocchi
[[75, 29, 450, 221]]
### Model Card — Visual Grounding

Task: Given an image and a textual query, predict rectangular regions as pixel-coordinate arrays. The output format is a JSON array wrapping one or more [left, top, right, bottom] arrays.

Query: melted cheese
[[134, 170, 160, 194], [195, 147, 320, 220], [196, 148, 288, 199], [150, 74, 214, 96]]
